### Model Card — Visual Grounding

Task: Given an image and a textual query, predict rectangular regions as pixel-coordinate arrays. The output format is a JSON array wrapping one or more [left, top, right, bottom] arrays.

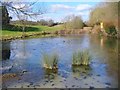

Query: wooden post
[[100, 22, 104, 31]]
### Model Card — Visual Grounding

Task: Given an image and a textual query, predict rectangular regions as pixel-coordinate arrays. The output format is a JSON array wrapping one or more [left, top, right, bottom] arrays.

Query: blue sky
[[10, 1, 102, 22], [41, 2, 99, 22]]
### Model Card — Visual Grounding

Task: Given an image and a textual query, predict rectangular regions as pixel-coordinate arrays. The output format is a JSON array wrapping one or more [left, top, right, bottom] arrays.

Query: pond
[[0, 34, 118, 88]]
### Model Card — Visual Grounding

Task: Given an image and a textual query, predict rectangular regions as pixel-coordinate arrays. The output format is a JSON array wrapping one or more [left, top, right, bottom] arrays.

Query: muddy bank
[[1, 31, 51, 41], [1, 73, 19, 82], [2, 28, 91, 41], [90, 25, 118, 39]]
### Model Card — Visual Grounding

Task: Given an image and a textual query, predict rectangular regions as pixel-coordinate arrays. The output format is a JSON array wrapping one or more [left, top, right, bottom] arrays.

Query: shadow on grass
[[2, 25, 41, 32]]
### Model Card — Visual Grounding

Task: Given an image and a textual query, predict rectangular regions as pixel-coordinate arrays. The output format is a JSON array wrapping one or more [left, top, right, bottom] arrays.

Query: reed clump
[[43, 53, 58, 71], [72, 50, 92, 66]]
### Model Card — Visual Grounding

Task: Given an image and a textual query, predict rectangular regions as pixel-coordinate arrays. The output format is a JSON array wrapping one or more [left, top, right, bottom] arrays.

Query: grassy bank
[[1, 25, 63, 40]]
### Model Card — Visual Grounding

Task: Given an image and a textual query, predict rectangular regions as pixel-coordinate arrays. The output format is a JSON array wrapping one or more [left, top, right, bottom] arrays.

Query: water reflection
[[1, 34, 118, 88], [44, 69, 58, 80], [100, 38, 104, 47], [2, 41, 11, 60], [72, 65, 92, 78]]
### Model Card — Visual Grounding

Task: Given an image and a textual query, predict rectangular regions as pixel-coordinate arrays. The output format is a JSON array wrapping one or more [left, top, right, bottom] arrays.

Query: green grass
[[1, 24, 63, 39], [72, 50, 92, 66], [43, 53, 59, 70]]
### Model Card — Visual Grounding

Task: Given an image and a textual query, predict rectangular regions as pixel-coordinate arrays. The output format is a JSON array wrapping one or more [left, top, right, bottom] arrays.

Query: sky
[[9, 1, 103, 22], [40, 2, 99, 22]]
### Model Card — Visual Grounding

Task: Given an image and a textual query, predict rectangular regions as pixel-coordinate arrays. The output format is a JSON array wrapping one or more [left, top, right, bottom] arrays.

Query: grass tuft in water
[[72, 50, 92, 66], [43, 53, 59, 71]]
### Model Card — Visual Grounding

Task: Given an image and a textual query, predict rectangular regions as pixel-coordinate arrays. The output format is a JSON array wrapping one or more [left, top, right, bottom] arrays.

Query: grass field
[[1, 25, 63, 40]]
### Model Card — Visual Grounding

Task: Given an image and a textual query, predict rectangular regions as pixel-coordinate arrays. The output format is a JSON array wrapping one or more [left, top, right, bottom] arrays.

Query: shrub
[[43, 53, 59, 70], [92, 25, 101, 34], [72, 50, 92, 66], [82, 50, 91, 65], [104, 25, 117, 36], [63, 15, 84, 30]]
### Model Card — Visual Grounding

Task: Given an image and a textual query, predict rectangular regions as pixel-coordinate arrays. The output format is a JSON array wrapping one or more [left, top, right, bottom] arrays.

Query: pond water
[[0, 34, 118, 88]]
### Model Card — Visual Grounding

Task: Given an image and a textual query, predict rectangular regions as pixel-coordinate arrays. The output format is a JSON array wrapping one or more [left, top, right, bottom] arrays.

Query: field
[[1, 25, 63, 40]]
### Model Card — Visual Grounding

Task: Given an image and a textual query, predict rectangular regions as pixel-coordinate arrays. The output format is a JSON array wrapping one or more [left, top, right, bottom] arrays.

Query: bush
[[92, 25, 101, 34], [104, 24, 117, 36], [72, 50, 92, 66], [63, 15, 84, 29], [43, 53, 59, 70]]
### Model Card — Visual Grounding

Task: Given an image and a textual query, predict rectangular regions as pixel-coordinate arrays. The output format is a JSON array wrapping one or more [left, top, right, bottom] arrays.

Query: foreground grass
[[72, 50, 92, 66], [43, 53, 59, 69], [1, 25, 63, 40], [43, 53, 59, 75]]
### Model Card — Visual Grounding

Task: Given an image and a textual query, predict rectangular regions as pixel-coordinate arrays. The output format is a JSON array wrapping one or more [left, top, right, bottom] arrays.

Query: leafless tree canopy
[[63, 15, 84, 30], [89, 2, 118, 27], [0, 0, 47, 21], [0, 0, 47, 33]]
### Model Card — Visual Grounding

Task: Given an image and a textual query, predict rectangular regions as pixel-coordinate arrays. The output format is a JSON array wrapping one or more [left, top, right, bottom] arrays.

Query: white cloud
[[63, 10, 90, 22], [51, 4, 74, 12], [64, 10, 90, 17], [51, 4, 92, 12], [77, 11, 90, 16], [13, 3, 26, 9], [50, 4, 92, 21], [76, 4, 92, 11], [41, 16, 52, 20], [37, 15, 52, 20], [12, 3, 32, 11]]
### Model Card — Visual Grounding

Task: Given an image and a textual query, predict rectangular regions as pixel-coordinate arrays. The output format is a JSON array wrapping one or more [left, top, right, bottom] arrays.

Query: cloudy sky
[[9, 1, 103, 22], [41, 2, 98, 22]]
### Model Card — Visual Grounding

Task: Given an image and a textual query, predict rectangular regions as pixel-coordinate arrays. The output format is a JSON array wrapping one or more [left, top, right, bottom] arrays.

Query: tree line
[[1, 1, 119, 37], [88, 2, 119, 37], [62, 15, 85, 30], [11, 19, 62, 27]]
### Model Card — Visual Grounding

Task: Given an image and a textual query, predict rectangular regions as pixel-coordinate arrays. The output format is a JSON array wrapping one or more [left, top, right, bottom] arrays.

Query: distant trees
[[38, 19, 48, 26], [89, 2, 118, 27], [37, 19, 59, 27], [47, 19, 54, 27], [11, 19, 59, 27], [89, 2, 119, 36], [63, 15, 84, 30], [37, 19, 54, 26]]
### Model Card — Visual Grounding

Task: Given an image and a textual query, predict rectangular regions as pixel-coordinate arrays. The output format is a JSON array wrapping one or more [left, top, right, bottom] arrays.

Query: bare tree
[[63, 15, 84, 30], [0, 0, 47, 37], [89, 2, 119, 37]]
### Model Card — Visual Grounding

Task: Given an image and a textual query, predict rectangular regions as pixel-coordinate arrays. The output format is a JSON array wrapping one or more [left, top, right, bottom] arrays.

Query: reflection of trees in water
[[99, 37, 118, 83], [90, 35, 118, 54], [44, 68, 58, 80], [72, 65, 92, 78], [104, 38, 117, 49], [13, 40, 27, 71], [21, 40, 26, 58], [99, 37, 118, 56], [2, 41, 11, 60], [1, 40, 28, 73]]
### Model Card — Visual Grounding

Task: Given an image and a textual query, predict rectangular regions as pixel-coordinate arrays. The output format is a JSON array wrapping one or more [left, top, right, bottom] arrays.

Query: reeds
[[43, 53, 59, 71], [72, 50, 92, 66]]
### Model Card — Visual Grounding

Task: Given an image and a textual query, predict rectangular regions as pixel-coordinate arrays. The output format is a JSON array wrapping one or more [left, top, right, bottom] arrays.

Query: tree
[[0, 1, 46, 36], [89, 2, 118, 27], [89, 2, 119, 36], [47, 19, 54, 27], [38, 19, 48, 26], [63, 15, 84, 30], [0, 5, 12, 25], [71, 16, 84, 29]]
